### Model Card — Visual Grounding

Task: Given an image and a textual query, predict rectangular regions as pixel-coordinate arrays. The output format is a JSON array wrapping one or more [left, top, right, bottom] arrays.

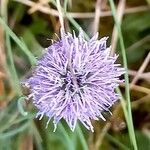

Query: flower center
[[61, 71, 83, 93]]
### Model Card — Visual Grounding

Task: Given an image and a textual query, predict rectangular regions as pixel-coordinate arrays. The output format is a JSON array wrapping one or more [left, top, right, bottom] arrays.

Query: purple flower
[[24, 29, 124, 132]]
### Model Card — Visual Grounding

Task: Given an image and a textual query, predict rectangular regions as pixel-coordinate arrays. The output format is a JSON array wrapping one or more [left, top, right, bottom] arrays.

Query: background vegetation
[[0, 0, 150, 150]]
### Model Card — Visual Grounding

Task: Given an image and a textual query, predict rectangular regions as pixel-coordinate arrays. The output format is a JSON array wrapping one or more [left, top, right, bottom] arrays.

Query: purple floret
[[24, 29, 125, 132]]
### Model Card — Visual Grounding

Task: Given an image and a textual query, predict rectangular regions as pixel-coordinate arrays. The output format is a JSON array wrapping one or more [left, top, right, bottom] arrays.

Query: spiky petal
[[24, 29, 125, 132]]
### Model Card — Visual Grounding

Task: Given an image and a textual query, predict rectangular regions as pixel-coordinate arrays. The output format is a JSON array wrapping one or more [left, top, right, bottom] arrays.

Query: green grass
[[108, 0, 138, 149], [0, 18, 37, 66]]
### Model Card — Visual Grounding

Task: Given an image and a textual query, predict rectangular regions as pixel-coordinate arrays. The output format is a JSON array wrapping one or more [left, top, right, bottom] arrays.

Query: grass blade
[[0, 122, 29, 139], [58, 123, 75, 150], [106, 133, 130, 150], [108, 0, 138, 149], [0, 17, 37, 66], [76, 124, 88, 150]]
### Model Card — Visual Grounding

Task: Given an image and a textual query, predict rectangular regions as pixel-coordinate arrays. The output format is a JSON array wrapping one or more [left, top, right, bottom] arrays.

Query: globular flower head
[[24, 29, 125, 132]]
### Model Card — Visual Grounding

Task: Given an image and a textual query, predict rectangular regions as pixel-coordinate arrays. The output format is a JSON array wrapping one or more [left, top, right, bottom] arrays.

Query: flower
[[24, 29, 124, 132]]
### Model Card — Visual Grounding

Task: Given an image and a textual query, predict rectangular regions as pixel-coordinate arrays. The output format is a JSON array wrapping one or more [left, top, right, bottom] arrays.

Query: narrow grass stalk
[[0, 122, 29, 139], [64, 0, 69, 12], [56, 0, 65, 30], [106, 133, 130, 150], [1, 0, 21, 95], [108, 0, 138, 150], [5, 27, 22, 95], [52, 0, 89, 40], [14, 114, 35, 124], [58, 123, 75, 150], [0, 112, 18, 132], [0, 17, 37, 66], [76, 124, 88, 150], [30, 122, 44, 150]]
